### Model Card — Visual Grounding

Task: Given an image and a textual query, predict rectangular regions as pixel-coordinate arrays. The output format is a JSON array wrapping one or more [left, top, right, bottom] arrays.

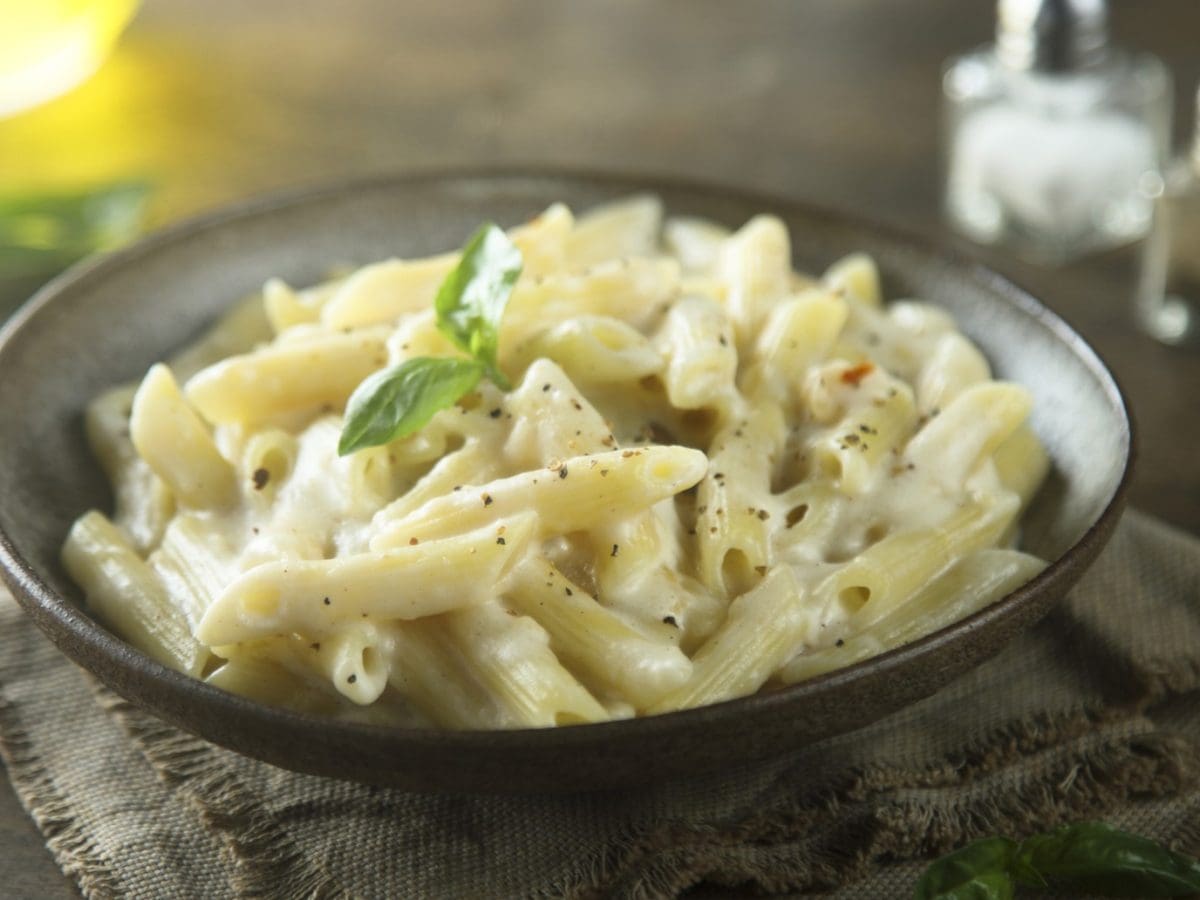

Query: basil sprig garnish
[[914, 823, 1200, 899], [433, 222, 521, 390], [337, 222, 522, 456]]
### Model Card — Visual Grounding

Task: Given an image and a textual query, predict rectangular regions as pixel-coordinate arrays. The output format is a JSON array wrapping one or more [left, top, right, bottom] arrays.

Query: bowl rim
[[0, 165, 1135, 758]]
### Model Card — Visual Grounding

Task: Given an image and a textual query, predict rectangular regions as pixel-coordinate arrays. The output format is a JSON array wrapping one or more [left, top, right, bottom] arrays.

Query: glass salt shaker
[[942, 0, 1171, 265], [1135, 85, 1200, 348]]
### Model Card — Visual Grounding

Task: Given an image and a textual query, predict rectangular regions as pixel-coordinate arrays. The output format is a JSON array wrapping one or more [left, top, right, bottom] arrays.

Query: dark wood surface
[[1, 1, 1197, 894]]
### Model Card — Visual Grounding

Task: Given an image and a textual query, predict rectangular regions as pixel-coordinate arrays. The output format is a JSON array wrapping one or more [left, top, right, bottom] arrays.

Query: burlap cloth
[[1, 509, 1199, 899]]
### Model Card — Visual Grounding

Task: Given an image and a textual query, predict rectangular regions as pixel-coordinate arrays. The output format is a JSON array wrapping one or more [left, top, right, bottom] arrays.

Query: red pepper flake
[[409, 537, 419, 546], [252, 468, 270, 490], [840, 362, 875, 386]]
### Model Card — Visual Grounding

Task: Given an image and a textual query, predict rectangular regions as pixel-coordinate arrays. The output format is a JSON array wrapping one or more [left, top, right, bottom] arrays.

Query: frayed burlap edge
[[92, 684, 353, 900], [0, 690, 124, 900], [560, 707, 1200, 899]]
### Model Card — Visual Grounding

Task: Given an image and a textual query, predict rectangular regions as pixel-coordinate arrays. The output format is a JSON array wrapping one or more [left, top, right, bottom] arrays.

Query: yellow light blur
[[0, 0, 140, 119]]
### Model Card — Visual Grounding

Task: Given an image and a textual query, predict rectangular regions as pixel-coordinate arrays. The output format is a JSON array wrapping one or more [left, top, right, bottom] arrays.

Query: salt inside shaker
[[942, 0, 1171, 264]]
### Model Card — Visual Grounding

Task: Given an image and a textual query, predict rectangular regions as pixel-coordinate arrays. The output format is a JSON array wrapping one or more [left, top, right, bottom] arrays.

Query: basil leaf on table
[[337, 357, 485, 456], [1012, 822, 1200, 897], [0, 181, 151, 279], [434, 221, 522, 389], [913, 837, 1017, 900]]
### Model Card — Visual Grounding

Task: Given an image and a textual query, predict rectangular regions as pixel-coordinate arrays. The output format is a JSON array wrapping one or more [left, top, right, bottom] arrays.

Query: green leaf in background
[[1013, 822, 1200, 897], [913, 837, 1017, 900], [337, 356, 485, 456], [0, 180, 151, 280], [434, 221, 522, 389]]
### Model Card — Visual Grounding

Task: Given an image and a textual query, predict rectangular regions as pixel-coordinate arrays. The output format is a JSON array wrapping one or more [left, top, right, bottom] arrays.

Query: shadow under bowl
[[0, 169, 1132, 792]]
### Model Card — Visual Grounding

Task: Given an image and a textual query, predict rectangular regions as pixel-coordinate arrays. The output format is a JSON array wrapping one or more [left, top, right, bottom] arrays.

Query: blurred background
[[0, 2, 1198, 892], [2, 1, 1196, 234]]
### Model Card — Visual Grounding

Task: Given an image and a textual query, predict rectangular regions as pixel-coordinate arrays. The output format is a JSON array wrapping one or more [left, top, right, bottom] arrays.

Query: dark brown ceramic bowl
[[0, 170, 1132, 792]]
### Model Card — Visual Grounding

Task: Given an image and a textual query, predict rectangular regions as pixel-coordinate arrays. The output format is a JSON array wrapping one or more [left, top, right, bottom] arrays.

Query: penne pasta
[[506, 557, 693, 709], [370, 445, 708, 549], [197, 515, 536, 645], [130, 364, 237, 510], [63, 511, 210, 677], [63, 196, 1051, 727], [184, 328, 390, 424]]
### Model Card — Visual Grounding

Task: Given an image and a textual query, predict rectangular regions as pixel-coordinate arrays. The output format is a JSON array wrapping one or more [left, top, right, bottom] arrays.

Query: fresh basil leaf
[[337, 356, 484, 456], [1014, 822, 1200, 897], [434, 222, 521, 389], [913, 837, 1017, 900], [912, 872, 1014, 900], [0, 181, 151, 279]]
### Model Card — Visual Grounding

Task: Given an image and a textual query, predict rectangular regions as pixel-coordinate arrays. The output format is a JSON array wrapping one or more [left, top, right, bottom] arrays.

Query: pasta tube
[[197, 515, 536, 645], [130, 364, 237, 509], [648, 566, 806, 712], [371, 445, 708, 548], [184, 329, 390, 423], [63, 511, 210, 677]]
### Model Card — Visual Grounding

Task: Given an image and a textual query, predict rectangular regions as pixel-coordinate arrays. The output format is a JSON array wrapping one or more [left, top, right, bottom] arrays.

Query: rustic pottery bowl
[[0, 170, 1132, 792]]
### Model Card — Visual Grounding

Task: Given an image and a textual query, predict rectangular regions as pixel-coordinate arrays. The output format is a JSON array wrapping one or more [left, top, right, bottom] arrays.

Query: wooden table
[[1, 1, 1197, 894]]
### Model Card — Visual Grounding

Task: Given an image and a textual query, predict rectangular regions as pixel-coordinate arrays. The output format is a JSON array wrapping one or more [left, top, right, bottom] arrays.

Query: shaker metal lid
[[996, 0, 1109, 73]]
